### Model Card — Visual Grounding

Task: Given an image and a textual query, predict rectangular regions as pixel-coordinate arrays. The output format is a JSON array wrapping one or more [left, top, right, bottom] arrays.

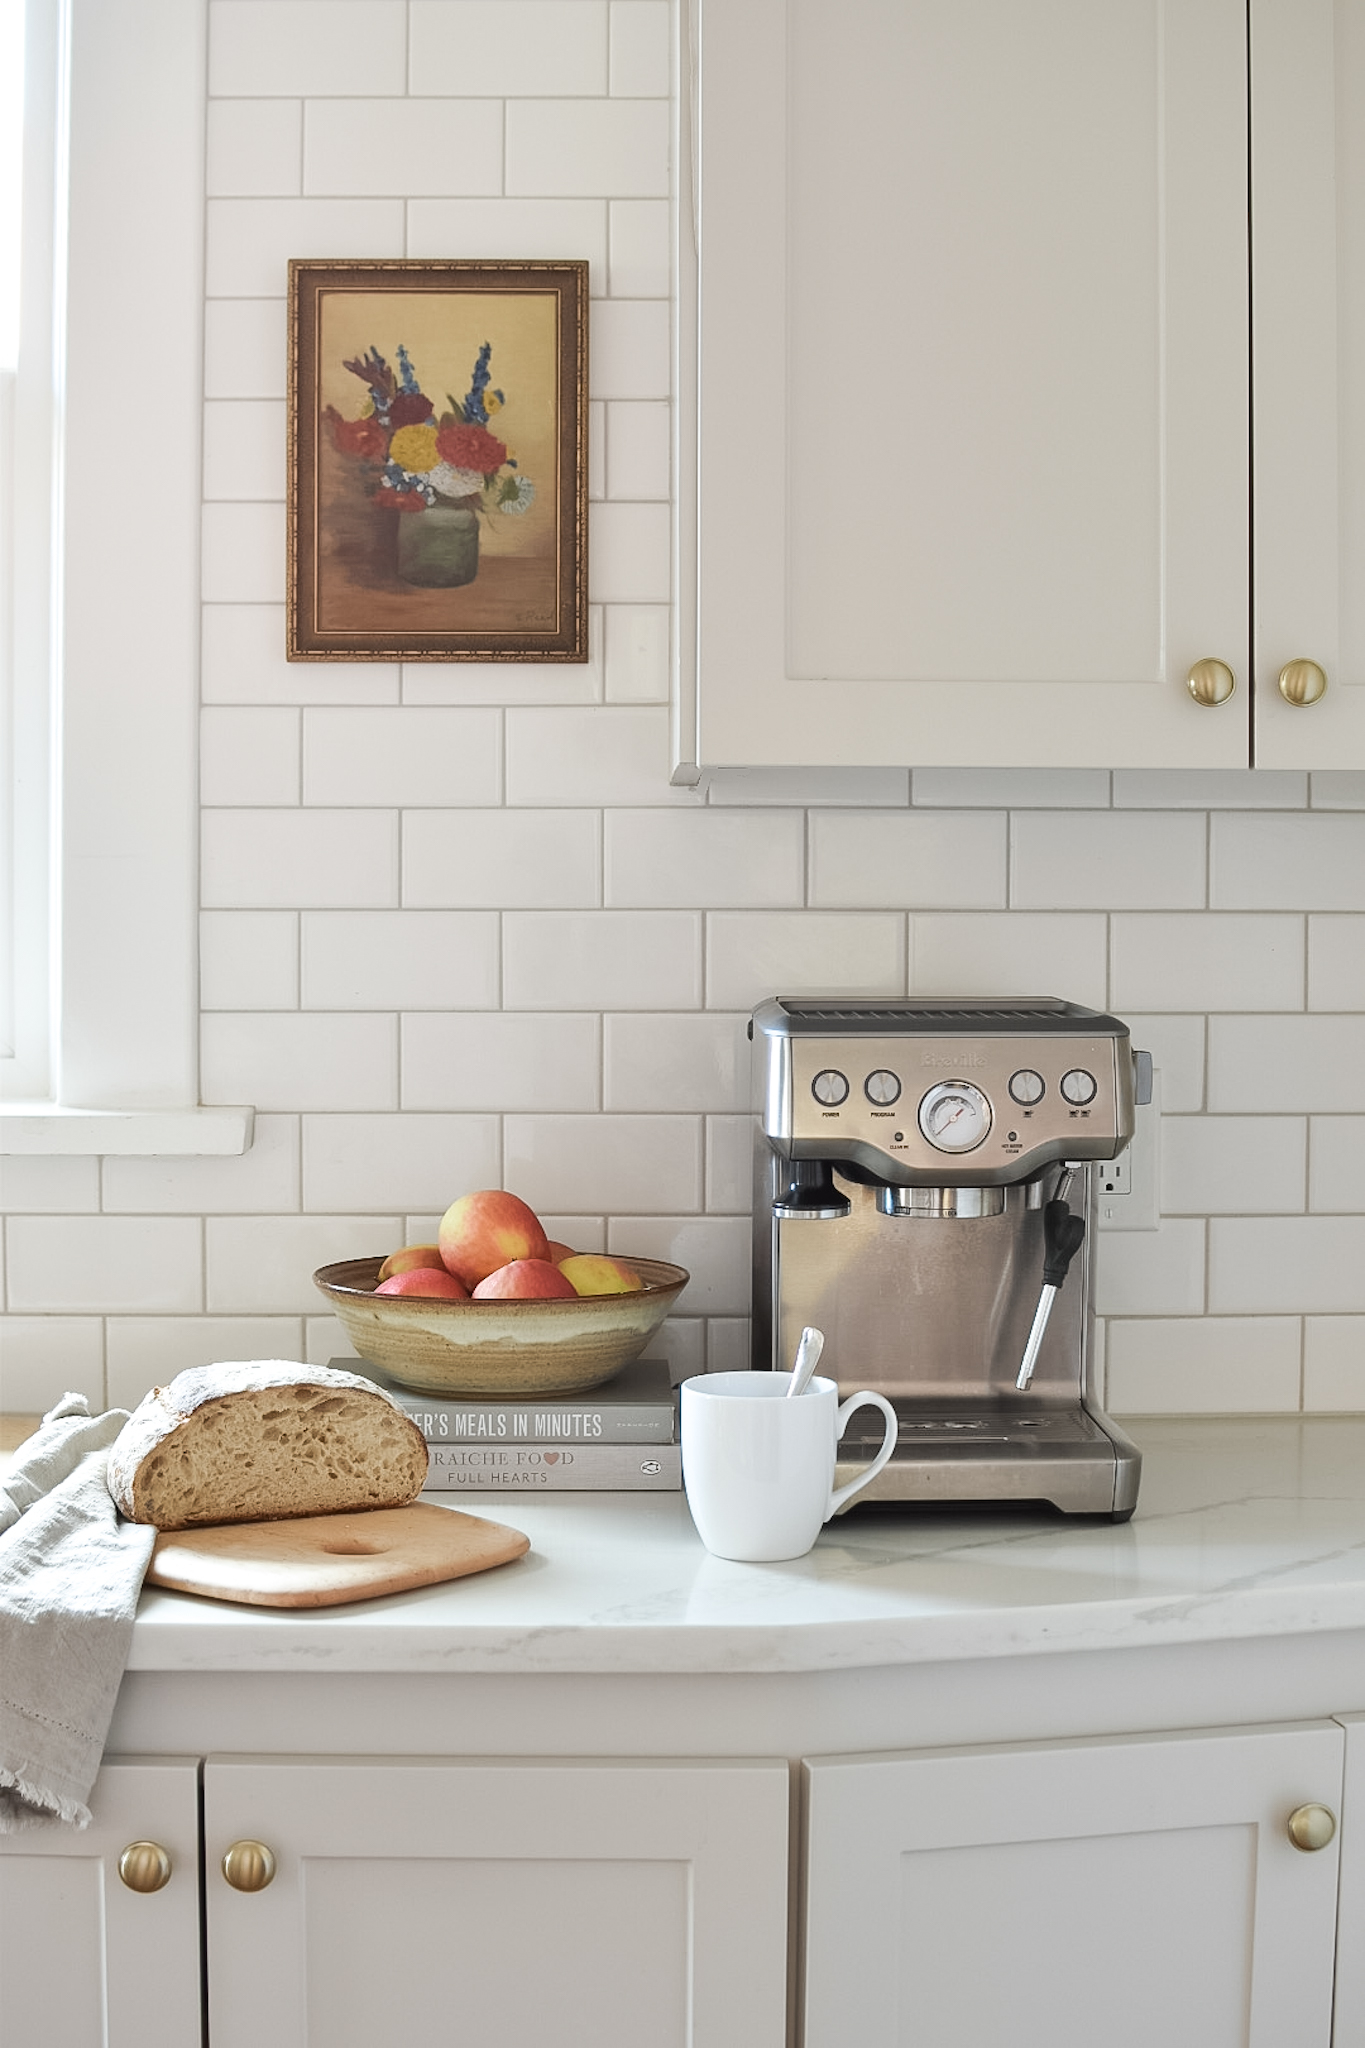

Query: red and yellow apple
[[377, 1242, 446, 1281], [374, 1266, 469, 1300], [556, 1254, 644, 1297], [472, 1258, 578, 1301], [544, 1239, 578, 1264], [438, 1190, 549, 1288]]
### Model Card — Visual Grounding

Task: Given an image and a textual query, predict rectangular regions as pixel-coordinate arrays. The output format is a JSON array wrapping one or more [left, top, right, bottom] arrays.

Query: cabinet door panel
[[1252, 0, 1365, 766], [1328, 1713, 1365, 2044], [204, 1755, 788, 2048], [687, 0, 1250, 770], [804, 1722, 1342, 2048], [0, 1756, 202, 2048]]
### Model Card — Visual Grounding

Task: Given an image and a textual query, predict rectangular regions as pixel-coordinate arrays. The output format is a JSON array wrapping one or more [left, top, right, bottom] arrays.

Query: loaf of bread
[[106, 1362, 429, 1530]]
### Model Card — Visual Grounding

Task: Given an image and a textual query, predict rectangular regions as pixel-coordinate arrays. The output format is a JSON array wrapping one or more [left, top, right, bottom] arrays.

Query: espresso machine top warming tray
[[751, 997, 1150, 1520]]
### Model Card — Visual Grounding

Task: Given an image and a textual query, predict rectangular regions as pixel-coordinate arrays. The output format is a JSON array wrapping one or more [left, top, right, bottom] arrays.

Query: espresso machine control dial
[[918, 1080, 993, 1153], [811, 1068, 850, 1106], [864, 1069, 902, 1106], [1060, 1068, 1098, 1106], [1008, 1068, 1046, 1106]]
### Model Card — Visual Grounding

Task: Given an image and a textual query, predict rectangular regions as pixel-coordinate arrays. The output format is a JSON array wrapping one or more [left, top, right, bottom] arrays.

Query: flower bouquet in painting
[[325, 342, 535, 588]]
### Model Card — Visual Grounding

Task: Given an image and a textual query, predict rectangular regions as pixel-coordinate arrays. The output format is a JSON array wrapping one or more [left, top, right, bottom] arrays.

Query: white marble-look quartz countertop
[[122, 1418, 1365, 1677]]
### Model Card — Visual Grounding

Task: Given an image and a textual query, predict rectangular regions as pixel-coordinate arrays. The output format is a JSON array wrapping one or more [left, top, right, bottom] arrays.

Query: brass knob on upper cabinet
[[1287, 1803, 1337, 1851], [221, 1840, 277, 1891], [118, 1841, 172, 1893], [1278, 659, 1328, 706], [1186, 658, 1237, 707]]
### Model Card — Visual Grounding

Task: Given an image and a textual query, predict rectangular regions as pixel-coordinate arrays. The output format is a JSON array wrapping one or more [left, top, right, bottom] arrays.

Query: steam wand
[[1015, 1198, 1087, 1391]]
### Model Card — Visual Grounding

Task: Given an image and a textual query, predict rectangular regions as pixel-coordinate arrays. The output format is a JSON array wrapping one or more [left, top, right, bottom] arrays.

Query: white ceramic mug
[[680, 1372, 899, 1562]]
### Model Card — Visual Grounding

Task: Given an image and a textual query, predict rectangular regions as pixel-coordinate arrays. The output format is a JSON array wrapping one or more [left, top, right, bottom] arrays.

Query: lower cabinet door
[[804, 1721, 1344, 2048], [204, 1754, 789, 2048], [0, 1755, 203, 2048]]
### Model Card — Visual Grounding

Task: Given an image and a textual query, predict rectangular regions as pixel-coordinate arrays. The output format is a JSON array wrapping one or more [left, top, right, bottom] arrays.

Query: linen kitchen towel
[[0, 1395, 156, 1830]]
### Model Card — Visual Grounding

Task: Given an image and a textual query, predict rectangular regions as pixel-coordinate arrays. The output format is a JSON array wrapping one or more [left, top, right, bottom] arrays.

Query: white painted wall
[[1, 0, 1363, 1420]]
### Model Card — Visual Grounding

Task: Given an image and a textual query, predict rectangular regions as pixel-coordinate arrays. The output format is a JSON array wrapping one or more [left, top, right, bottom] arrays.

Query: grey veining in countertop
[[124, 1418, 1365, 1676]]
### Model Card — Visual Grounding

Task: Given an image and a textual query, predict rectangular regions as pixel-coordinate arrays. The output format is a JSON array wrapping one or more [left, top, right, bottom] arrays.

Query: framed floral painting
[[288, 259, 588, 661]]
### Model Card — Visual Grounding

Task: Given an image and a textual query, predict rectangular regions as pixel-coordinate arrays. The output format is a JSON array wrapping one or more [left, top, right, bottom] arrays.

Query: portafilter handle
[[1015, 1199, 1087, 1391]]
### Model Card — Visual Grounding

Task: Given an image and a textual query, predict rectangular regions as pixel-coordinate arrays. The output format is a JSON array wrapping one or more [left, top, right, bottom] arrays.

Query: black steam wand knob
[[1016, 1199, 1087, 1390]]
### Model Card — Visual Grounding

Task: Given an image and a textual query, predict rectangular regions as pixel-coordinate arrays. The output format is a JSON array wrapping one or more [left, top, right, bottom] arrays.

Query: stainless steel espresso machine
[[751, 997, 1150, 1519]]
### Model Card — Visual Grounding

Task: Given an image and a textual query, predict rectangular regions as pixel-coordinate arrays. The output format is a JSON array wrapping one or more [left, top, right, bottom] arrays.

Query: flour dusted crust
[[106, 1361, 429, 1530]]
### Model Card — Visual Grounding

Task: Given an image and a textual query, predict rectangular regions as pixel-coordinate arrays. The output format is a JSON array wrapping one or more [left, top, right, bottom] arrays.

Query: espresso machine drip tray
[[836, 1405, 1123, 1514]]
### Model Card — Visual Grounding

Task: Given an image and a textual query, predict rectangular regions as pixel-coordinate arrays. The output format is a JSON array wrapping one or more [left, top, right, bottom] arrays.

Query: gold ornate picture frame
[[288, 259, 588, 662]]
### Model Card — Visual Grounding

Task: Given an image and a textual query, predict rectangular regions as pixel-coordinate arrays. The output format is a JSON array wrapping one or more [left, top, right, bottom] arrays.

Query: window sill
[[0, 1103, 254, 1156]]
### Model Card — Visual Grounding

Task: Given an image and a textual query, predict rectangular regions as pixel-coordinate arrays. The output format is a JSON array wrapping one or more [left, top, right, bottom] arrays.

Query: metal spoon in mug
[[786, 1326, 825, 1398]]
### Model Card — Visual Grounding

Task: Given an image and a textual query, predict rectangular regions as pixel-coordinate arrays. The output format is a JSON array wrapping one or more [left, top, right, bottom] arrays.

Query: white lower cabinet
[[202, 1755, 789, 2048], [0, 1755, 202, 2048], [803, 1722, 1345, 2048]]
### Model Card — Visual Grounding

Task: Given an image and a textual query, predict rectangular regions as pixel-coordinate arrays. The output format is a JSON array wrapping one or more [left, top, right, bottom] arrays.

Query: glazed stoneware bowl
[[313, 1255, 690, 1397]]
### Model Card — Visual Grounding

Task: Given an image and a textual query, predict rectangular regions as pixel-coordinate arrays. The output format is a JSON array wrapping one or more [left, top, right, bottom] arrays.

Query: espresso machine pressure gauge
[[918, 1081, 992, 1153]]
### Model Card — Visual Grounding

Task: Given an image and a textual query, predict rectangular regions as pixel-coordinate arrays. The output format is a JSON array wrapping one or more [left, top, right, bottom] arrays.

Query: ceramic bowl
[[313, 1256, 690, 1397]]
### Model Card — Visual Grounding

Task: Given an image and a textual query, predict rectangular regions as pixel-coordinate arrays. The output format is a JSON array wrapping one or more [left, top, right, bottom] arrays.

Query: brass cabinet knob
[[118, 1840, 172, 1893], [1287, 1803, 1337, 1852], [1186, 658, 1237, 707], [1278, 659, 1327, 706], [221, 1840, 277, 1892]]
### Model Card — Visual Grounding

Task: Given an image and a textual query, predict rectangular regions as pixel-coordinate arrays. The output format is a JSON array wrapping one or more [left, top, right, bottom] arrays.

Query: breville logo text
[[921, 1051, 987, 1069]]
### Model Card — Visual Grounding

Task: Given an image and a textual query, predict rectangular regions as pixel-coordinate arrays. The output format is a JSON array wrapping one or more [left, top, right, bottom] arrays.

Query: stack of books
[[335, 1356, 681, 1492]]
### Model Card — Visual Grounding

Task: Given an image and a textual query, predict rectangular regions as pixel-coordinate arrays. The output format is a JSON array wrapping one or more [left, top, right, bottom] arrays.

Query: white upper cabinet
[[1252, 0, 1365, 767], [681, 0, 1252, 772]]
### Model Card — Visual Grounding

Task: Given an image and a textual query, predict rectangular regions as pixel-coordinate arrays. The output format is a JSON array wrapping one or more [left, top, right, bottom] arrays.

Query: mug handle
[[827, 1392, 899, 1517]]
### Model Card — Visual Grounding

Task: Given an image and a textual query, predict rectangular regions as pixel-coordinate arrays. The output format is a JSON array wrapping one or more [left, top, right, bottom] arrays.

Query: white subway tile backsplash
[[1110, 913, 1304, 1014], [301, 910, 499, 1009], [706, 1319, 752, 1373], [605, 808, 803, 908], [1304, 1318, 1365, 1410], [206, 197, 404, 297], [1211, 812, 1365, 909], [506, 706, 688, 806], [1210, 1217, 1365, 1313], [0, 1318, 105, 1413], [605, 401, 670, 499], [1308, 1117, 1365, 1212], [809, 810, 1006, 910], [201, 707, 300, 805], [207, 99, 302, 197], [504, 911, 702, 1009], [1105, 1317, 1301, 1414], [207, 1215, 400, 1314], [407, 198, 609, 282], [201, 911, 300, 1010], [705, 1116, 755, 1213], [402, 1012, 601, 1111], [0, 1156, 100, 1213], [1113, 1014, 1206, 1113], [301, 1114, 501, 1211], [1308, 917, 1365, 1009], [202, 604, 399, 706], [202, 503, 286, 603], [589, 501, 671, 603], [103, 1115, 301, 1215], [608, 199, 670, 296], [1112, 770, 1307, 809], [204, 301, 288, 401], [303, 708, 501, 807], [106, 1318, 306, 1409], [1209, 1015, 1365, 1112], [409, 2, 608, 96], [304, 99, 503, 197], [1012, 811, 1206, 909], [649, 1314, 705, 1382], [909, 913, 1107, 1011], [1092, 1220, 1206, 1317], [8, 1217, 203, 1315], [505, 1114, 703, 1213], [1160, 1116, 1306, 1215], [607, 1215, 749, 1315], [404, 809, 600, 908], [912, 768, 1110, 808], [590, 299, 671, 397], [507, 100, 668, 197], [604, 604, 669, 702], [610, 2, 670, 93], [202, 810, 398, 907], [210, 2, 406, 96], [603, 1012, 747, 1112], [706, 912, 905, 1013], [202, 1012, 398, 1112], [589, 401, 607, 500], [306, 1314, 359, 1364]]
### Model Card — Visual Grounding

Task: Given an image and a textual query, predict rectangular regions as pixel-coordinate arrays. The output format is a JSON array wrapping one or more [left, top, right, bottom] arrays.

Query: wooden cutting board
[[148, 1502, 530, 1609]]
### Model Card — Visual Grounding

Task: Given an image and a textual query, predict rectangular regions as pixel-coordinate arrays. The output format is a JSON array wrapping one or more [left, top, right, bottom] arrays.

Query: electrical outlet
[[1097, 1069, 1160, 1231]]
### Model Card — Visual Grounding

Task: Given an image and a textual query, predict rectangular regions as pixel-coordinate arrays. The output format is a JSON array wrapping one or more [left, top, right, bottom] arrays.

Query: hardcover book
[[422, 1442, 682, 1492], [333, 1356, 678, 1445]]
